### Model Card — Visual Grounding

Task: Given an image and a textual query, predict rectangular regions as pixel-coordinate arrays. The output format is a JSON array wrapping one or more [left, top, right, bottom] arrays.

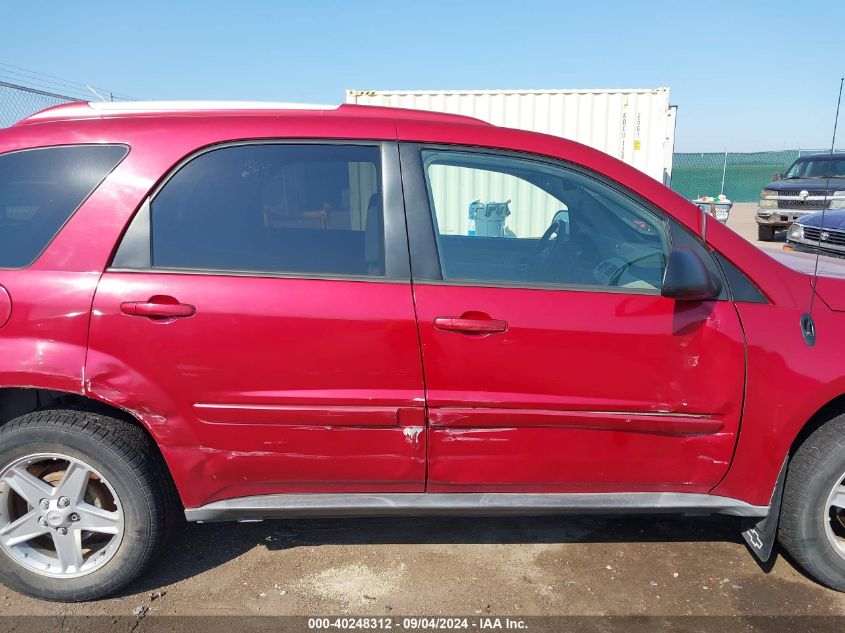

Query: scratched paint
[[403, 426, 424, 443]]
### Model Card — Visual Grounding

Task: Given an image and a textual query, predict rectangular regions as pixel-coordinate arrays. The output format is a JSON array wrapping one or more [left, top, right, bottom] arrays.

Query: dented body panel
[[0, 270, 98, 395], [414, 284, 745, 492], [87, 273, 427, 507]]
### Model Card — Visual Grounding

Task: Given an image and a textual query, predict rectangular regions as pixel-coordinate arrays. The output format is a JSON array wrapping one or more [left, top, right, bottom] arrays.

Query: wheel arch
[[790, 392, 845, 458], [0, 386, 183, 509], [1, 387, 135, 428]]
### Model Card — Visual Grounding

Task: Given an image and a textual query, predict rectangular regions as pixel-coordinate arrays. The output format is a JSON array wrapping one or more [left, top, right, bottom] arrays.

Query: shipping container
[[347, 88, 677, 239], [345, 88, 677, 184]]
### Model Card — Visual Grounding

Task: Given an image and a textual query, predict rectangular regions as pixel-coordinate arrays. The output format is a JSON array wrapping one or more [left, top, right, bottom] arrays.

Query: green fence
[[671, 149, 844, 202]]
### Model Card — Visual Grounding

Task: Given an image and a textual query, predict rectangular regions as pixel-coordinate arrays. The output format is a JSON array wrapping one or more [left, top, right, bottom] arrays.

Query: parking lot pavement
[[2, 200, 844, 621], [1, 516, 844, 618], [726, 202, 787, 252]]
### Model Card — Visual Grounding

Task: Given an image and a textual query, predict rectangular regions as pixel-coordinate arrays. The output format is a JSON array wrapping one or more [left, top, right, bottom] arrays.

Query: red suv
[[2, 101, 845, 601]]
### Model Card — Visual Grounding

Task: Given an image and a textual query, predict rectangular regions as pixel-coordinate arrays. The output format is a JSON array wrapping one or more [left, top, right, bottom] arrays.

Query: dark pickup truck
[[756, 153, 845, 240]]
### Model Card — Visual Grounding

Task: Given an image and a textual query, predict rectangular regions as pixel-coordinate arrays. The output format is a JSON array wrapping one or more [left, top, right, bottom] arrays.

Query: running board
[[184, 492, 768, 523]]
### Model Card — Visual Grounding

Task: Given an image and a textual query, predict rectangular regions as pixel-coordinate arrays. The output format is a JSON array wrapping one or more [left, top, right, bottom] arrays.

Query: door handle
[[433, 316, 508, 334], [120, 296, 196, 319]]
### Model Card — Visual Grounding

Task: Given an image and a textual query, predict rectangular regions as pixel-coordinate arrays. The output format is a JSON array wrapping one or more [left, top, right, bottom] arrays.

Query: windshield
[[784, 157, 845, 179]]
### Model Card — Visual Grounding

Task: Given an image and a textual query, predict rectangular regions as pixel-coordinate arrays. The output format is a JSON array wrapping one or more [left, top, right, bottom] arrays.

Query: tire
[[779, 414, 845, 591], [758, 225, 775, 241], [0, 409, 178, 601]]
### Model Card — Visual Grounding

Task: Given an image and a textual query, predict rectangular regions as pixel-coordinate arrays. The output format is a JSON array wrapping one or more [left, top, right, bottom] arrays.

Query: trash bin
[[468, 199, 511, 237], [691, 195, 733, 224]]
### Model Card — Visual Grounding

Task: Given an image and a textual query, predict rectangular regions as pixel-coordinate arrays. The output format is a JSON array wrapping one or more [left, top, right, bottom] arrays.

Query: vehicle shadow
[[120, 513, 748, 596]]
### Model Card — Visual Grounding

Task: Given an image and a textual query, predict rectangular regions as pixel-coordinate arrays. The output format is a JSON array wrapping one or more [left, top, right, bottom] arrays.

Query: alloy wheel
[[0, 453, 124, 578]]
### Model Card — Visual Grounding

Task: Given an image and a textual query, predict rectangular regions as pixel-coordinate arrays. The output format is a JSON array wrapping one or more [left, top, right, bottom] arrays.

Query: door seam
[[395, 137, 432, 491], [709, 300, 749, 493]]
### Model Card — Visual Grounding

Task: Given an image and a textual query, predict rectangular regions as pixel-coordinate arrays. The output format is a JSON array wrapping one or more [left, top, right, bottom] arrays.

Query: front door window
[[423, 149, 669, 291]]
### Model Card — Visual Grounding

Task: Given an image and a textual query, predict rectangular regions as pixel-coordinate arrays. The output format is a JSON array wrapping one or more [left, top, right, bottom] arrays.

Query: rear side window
[[150, 144, 385, 277], [0, 145, 127, 268]]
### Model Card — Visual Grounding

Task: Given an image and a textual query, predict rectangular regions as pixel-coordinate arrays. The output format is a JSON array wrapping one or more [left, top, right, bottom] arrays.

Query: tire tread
[[779, 414, 845, 590]]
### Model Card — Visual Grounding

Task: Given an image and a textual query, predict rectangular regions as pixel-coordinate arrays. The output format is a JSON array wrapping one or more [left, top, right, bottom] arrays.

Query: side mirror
[[773, 172, 782, 181], [661, 246, 722, 301]]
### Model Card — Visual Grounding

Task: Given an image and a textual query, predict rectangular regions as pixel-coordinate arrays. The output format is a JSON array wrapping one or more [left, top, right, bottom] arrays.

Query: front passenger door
[[403, 146, 745, 494]]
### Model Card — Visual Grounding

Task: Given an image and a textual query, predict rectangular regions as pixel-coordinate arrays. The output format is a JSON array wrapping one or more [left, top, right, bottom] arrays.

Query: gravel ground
[[2, 516, 843, 618], [1, 201, 843, 624]]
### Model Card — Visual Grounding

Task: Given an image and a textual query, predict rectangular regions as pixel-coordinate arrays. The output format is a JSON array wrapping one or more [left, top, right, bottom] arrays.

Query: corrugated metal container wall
[[346, 88, 676, 183], [346, 89, 676, 240], [425, 158, 565, 238]]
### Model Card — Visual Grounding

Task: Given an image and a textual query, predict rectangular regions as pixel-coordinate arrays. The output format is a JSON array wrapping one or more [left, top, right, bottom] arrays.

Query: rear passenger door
[[86, 142, 426, 509]]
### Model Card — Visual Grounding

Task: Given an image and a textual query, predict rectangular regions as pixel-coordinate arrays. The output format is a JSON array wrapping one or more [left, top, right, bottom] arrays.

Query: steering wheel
[[537, 220, 562, 252], [607, 252, 666, 287]]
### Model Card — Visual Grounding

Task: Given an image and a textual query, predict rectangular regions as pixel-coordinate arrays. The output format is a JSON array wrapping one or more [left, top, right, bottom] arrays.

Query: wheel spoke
[[0, 510, 49, 547], [2, 465, 53, 506], [75, 502, 121, 534], [51, 529, 84, 574], [55, 461, 91, 506], [831, 486, 845, 510]]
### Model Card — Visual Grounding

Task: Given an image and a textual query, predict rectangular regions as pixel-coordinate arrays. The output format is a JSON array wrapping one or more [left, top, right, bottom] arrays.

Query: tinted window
[[0, 145, 127, 267], [714, 252, 767, 303], [422, 149, 669, 291], [151, 144, 384, 276]]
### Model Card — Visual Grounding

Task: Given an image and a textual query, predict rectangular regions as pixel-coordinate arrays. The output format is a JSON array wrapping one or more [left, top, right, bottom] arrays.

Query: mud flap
[[741, 457, 788, 563]]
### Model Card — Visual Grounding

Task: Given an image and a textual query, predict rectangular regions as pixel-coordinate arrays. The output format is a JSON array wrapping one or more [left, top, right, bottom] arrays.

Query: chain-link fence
[[0, 80, 81, 128], [671, 149, 845, 202]]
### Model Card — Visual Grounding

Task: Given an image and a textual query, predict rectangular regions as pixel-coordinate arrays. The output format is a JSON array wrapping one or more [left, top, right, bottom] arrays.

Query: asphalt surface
[[727, 202, 790, 253], [1, 202, 843, 624]]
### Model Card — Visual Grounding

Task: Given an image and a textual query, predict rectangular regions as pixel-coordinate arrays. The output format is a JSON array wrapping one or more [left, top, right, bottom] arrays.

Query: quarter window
[[0, 145, 127, 268], [422, 149, 669, 291], [151, 144, 384, 276]]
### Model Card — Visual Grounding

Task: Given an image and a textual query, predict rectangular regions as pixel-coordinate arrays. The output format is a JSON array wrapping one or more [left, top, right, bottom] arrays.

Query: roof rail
[[16, 100, 490, 127], [86, 100, 339, 112]]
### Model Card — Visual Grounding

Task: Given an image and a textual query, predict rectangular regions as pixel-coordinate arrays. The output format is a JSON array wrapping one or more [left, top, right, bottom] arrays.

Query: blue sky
[[3, 0, 843, 151]]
